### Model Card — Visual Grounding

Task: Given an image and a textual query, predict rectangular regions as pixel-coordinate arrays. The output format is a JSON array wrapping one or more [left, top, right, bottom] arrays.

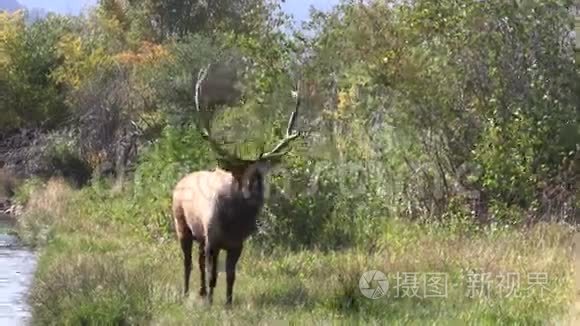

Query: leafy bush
[[301, 0, 579, 225], [131, 125, 212, 236], [0, 12, 71, 130]]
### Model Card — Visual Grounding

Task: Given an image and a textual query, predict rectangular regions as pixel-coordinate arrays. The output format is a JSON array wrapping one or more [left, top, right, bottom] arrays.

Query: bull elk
[[172, 64, 302, 306]]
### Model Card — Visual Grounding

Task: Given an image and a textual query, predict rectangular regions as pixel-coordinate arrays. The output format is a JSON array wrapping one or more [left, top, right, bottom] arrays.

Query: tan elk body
[[171, 65, 301, 306]]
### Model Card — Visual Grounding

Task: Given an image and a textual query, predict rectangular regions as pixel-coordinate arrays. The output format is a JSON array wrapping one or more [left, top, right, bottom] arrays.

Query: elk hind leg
[[180, 230, 193, 296], [174, 207, 193, 296]]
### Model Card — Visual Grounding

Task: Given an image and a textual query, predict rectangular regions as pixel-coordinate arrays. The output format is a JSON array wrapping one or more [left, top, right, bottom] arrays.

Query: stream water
[[0, 216, 36, 326]]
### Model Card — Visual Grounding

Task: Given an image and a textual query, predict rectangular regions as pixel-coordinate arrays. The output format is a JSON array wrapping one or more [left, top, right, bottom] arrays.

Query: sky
[[18, 0, 339, 22], [19, 0, 93, 15]]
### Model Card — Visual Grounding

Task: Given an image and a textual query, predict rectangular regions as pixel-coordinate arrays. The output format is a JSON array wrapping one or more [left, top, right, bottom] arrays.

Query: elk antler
[[258, 84, 302, 161], [194, 64, 250, 167]]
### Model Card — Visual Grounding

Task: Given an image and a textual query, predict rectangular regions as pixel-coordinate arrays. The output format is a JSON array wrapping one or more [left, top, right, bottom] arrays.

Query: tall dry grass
[[17, 177, 73, 245]]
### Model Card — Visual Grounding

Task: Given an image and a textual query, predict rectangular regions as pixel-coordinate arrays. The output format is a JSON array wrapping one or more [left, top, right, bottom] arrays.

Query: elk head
[[193, 64, 302, 198]]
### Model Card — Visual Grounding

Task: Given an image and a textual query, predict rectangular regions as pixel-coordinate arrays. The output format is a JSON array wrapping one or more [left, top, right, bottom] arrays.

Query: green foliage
[[98, 0, 277, 42], [0, 12, 71, 130], [143, 34, 232, 126], [131, 125, 212, 236], [302, 0, 579, 224]]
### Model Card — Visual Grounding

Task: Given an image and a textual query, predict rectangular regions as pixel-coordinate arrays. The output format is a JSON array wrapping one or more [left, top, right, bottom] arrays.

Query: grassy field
[[15, 179, 577, 325]]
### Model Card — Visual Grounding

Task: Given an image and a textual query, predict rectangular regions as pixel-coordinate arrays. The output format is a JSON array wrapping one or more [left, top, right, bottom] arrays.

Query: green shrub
[[131, 125, 212, 237]]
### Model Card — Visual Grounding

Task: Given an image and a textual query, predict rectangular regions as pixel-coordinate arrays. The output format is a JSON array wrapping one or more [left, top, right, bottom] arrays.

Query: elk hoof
[[199, 288, 207, 297]]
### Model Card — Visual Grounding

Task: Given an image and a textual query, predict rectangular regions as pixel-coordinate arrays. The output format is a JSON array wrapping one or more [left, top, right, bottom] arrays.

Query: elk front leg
[[198, 242, 207, 297], [206, 245, 219, 305], [225, 246, 242, 306]]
